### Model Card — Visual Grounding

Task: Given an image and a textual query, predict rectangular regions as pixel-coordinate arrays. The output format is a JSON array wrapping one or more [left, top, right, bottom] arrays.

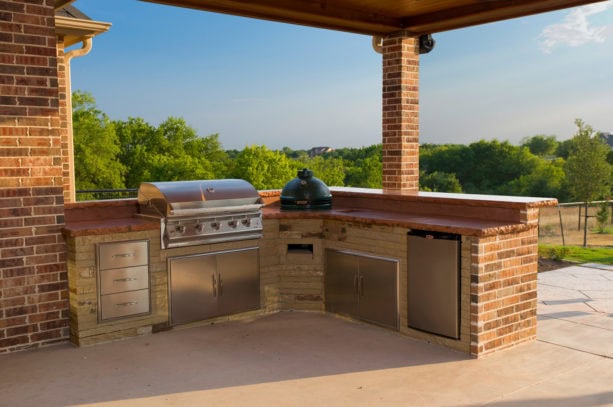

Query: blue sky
[[70, 1, 613, 150]]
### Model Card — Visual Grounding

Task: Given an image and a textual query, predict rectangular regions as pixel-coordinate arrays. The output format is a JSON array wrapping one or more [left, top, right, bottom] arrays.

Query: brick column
[[0, 1, 69, 353], [381, 32, 419, 192], [470, 229, 539, 357]]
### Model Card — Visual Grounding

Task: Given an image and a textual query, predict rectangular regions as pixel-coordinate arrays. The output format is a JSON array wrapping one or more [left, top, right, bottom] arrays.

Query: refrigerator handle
[[212, 273, 217, 297]]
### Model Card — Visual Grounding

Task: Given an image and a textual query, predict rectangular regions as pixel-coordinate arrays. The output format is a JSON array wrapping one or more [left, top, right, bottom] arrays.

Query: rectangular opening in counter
[[287, 243, 314, 255]]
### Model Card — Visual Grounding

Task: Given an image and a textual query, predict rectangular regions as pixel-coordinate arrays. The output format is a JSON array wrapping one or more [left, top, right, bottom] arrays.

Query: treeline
[[73, 91, 381, 191], [73, 91, 612, 202]]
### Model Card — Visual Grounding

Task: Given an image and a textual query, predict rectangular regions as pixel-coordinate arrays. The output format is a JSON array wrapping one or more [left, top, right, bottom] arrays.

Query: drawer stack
[[97, 240, 151, 321]]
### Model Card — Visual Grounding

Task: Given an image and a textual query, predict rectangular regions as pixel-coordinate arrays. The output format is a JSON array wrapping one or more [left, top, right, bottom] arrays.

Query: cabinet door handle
[[212, 273, 217, 297], [359, 276, 365, 297], [219, 273, 223, 296], [112, 253, 135, 258], [115, 301, 138, 307], [113, 277, 137, 283], [353, 273, 359, 295]]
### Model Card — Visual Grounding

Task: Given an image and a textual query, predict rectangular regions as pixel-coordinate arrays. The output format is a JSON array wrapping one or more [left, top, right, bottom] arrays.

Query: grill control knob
[[195, 223, 203, 233], [175, 225, 186, 234], [228, 220, 237, 228], [241, 218, 251, 227], [211, 222, 220, 230]]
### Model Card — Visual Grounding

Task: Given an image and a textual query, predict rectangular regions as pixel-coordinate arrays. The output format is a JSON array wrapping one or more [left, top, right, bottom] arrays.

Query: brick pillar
[[381, 32, 419, 192], [0, 1, 69, 353]]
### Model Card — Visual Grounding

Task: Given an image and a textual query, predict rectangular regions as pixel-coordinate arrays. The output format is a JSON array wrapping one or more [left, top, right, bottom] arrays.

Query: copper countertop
[[62, 189, 553, 238], [263, 204, 533, 237]]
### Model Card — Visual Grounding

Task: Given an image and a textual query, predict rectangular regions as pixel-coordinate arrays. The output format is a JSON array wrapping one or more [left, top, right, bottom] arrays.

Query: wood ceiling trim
[[143, 0, 606, 36], [404, 0, 605, 34], [146, 0, 403, 35]]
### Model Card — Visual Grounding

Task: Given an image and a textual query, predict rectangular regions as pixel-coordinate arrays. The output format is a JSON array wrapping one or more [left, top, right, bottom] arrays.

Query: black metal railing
[[75, 189, 138, 201]]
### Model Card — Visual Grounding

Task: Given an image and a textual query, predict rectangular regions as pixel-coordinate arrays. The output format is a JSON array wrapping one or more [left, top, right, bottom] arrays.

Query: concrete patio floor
[[1, 265, 612, 407]]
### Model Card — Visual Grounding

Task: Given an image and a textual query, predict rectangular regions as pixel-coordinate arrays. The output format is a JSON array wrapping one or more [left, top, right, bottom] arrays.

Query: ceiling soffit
[[142, 0, 605, 35]]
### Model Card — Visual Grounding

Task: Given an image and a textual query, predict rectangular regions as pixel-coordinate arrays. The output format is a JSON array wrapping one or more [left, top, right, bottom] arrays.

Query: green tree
[[419, 171, 462, 193], [345, 151, 382, 188], [72, 91, 125, 190], [564, 119, 612, 203], [596, 201, 610, 233], [114, 116, 228, 184], [114, 117, 156, 187], [564, 119, 613, 246], [506, 158, 567, 200], [521, 135, 559, 157], [464, 140, 540, 194], [231, 145, 295, 189], [296, 155, 345, 186]]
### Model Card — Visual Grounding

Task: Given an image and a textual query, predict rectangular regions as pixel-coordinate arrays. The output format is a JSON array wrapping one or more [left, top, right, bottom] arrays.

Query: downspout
[[64, 37, 93, 203]]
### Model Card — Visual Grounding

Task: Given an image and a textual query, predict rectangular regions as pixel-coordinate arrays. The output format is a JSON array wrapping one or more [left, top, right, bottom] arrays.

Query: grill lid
[[138, 179, 263, 217]]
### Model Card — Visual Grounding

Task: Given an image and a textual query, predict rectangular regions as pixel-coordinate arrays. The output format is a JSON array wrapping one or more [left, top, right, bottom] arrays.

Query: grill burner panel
[[138, 180, 264, 249]]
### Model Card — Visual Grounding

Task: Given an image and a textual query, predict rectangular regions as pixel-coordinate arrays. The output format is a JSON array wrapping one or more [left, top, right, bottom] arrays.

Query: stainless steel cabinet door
[[325, 250, 360, 318], [325, 250, 398, 330], [217, 248, 260, 315], [169, 254, 217, 325], [358, 256, 398, 330]]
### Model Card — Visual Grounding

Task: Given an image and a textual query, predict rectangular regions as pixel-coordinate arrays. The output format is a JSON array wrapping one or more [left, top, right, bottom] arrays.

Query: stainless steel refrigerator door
[[169, 254, 217, 325], [407, 234, 460, 339]]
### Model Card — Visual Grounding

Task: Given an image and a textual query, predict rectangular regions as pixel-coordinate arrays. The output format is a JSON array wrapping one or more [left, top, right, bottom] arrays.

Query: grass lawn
[[539, 244, 613, 265]]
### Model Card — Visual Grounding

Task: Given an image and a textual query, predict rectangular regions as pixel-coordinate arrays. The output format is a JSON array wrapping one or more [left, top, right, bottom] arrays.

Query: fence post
[[583, 202, 588, 247], [558, 206, 566, 246]]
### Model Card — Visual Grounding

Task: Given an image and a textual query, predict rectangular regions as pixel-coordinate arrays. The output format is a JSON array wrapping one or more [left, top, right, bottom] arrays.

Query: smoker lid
[[280, 168, 332, 210], [138, 179, 263, 216]]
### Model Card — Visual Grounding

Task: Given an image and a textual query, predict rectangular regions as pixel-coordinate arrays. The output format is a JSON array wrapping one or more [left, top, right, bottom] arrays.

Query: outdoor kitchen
[[62, 173, 555, 356]]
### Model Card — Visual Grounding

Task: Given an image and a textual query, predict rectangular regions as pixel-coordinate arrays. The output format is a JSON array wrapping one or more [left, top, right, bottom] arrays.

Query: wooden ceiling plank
[[143, 0, 606, 36], [146, 0, 403, 34], [404, 0, 605, 34]]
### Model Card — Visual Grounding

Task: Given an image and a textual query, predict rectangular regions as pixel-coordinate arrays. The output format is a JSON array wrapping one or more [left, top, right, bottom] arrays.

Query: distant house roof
[[599, 133, 613, 149]]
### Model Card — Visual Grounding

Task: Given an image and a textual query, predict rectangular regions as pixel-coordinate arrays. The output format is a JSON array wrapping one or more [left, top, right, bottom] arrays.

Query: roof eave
[[141, 0, 606, 36], [55, 16, 112, 47]]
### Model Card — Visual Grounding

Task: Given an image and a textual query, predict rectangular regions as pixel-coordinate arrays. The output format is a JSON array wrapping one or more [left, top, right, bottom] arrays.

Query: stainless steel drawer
[[100, 289, 150, 320], [100, 266, 149, 295], [98, 240, 148, 270]]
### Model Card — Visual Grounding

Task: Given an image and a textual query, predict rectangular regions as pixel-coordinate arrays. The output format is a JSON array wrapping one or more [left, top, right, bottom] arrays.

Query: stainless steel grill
[[137, 180, 263, 249]]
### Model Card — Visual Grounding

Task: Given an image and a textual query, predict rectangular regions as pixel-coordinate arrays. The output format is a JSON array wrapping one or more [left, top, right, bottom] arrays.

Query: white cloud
[[539, 1, 612, 53]]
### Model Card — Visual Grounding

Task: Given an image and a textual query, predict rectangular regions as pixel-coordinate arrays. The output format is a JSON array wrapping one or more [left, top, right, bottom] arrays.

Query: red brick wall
[[470, 228, 539, 356], [381, 32, 419, 192], [0, 0, 69, 353]]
